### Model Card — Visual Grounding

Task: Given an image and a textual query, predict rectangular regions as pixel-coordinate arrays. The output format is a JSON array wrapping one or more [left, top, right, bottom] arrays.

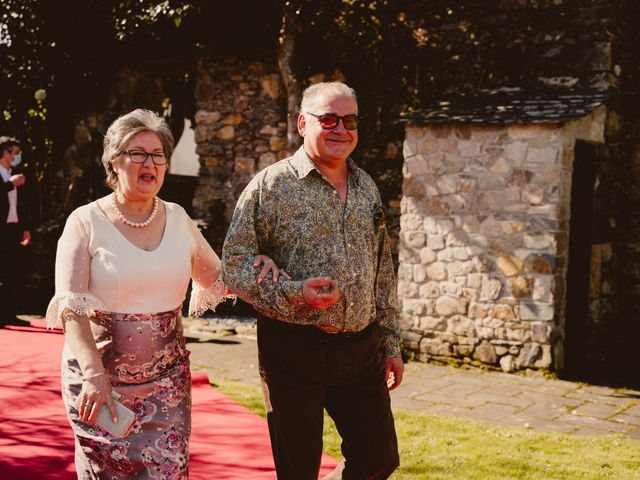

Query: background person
[[0, 136, 31, 327], [223, 81, 403, 480]]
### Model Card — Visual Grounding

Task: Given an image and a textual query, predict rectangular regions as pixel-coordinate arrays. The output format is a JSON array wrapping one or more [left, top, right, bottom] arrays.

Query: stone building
[[191, 59, 288, 252], [396, 1, 640, 388], [399, 89, 607, 374]]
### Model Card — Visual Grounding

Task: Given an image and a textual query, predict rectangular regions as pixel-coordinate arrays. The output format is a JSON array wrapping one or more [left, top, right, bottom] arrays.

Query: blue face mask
[[10, 153, 22, 167]]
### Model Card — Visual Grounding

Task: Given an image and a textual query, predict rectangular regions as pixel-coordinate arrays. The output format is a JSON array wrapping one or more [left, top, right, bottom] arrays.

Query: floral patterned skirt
[[61, 307, 191, 479]]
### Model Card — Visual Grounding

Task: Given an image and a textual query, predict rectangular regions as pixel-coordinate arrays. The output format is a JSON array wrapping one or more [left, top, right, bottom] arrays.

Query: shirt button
[[350, 302, 354, 307], [333, 190, 338, 195]]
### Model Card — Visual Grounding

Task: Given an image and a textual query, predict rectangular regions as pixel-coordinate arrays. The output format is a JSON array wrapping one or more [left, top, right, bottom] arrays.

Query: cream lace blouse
[[46, 200, 233, 328]]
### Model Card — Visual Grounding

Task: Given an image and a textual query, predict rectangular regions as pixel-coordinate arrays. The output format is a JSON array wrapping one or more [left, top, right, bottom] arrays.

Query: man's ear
[[297, 113, 306, 137]]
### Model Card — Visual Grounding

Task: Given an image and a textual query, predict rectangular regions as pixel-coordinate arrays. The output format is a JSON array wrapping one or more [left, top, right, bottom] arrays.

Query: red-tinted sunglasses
[[306, 112, 360, 130]]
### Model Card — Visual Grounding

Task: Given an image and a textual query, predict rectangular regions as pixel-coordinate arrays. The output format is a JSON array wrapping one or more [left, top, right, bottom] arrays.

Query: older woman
[[46, 109, 280, 479]]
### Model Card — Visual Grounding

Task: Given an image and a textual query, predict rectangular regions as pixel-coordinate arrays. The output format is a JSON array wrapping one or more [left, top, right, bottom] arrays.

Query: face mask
[[10, 153, 22, 167]]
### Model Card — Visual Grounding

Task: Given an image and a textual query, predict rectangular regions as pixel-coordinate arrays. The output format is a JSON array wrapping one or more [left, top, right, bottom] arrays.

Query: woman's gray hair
[[300, 81, 358, 113], [101, 109, 174, 190]]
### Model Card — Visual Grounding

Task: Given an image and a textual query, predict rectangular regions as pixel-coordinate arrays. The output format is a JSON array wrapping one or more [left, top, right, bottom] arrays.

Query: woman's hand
[[253, 254, 292, 284], [78, 373, 118, 425]]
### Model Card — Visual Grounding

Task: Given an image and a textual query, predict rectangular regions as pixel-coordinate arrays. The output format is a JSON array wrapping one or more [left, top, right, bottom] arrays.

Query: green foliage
[[111, 1, 281, 58], [0, 1, 51, 140], [0, 0, 617, 215], [1, 1, 116, 219], [0, 1, 50, 95], [112, 0, 196, 41]]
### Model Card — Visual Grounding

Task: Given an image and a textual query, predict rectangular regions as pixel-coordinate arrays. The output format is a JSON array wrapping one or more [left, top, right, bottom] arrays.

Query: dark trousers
[[257, 315, 399, 480], [0, 223, 22, 317]]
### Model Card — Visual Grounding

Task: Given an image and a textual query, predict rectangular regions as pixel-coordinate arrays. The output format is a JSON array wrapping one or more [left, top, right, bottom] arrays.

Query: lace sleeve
[[45, 291, 107, 329], [188, 279, 236, 318]]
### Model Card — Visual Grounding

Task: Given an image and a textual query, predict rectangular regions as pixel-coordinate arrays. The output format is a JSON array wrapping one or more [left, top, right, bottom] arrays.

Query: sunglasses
[[306, 112, 359, 130]]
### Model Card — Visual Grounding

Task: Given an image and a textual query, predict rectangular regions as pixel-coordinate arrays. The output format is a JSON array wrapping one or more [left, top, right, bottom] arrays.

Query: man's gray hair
[[300, 81, 358, 113], [101, 109, 174, 190]]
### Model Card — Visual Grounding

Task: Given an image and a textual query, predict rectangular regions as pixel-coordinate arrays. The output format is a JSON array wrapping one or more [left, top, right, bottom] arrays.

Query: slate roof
[[402, 88, 608, 125]]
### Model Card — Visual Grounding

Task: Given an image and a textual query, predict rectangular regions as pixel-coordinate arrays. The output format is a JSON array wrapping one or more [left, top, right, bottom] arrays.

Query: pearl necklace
[[112, 194, 159, 228]]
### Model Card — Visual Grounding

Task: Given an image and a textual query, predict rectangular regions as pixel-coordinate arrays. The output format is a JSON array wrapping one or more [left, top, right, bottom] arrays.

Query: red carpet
[[0, 319, 338, 479]]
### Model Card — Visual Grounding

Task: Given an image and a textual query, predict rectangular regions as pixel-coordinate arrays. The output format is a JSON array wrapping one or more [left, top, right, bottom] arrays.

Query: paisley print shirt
[[223, 147, 400, 358]]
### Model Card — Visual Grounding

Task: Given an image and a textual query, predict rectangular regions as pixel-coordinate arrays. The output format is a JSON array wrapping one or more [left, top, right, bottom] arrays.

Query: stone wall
[[192, 58, 288, 251], [399, 110, 605, 373]]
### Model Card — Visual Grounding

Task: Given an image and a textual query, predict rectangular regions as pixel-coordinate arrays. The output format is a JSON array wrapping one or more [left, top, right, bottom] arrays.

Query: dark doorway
[[563, 141, 598, 382], [561, 140, 637, 388]]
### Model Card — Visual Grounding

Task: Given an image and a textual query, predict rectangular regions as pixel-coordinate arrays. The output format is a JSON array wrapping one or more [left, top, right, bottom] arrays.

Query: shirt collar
[[289, 146, 361, 183]]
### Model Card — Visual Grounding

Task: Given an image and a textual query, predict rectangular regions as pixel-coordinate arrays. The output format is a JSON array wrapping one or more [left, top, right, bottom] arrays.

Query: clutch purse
[[75, 391, 137, 438]]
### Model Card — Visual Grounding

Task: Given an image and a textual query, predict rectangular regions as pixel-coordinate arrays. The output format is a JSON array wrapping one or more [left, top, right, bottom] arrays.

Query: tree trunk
[[277, 1, 302, 150]]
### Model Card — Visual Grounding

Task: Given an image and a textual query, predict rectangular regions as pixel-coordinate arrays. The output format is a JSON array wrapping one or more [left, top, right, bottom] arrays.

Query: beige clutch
[[75, 391, 137, 438]]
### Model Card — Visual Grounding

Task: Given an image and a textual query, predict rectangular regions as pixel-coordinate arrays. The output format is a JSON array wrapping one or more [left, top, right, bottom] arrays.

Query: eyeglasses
[[123, 150, 168, 165], [306, 112, 359, 130]]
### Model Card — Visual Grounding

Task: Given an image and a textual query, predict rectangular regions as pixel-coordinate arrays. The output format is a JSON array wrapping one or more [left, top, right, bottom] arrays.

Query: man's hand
[[303, 277, 340, 310], [384, 356, 404, 390], [9, 173, 25, 188]]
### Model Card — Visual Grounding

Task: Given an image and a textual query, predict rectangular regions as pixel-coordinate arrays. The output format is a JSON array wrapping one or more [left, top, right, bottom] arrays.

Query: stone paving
[[184, 316, 640, 441]]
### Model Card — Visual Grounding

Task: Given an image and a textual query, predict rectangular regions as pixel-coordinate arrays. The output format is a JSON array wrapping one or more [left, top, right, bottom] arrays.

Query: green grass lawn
[[214, 380, 640, 480]]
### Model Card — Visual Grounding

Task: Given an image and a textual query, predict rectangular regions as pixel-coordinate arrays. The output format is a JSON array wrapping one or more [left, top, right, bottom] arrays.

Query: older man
[[223, 82, 402, 479], [0, 136, 31, 326]]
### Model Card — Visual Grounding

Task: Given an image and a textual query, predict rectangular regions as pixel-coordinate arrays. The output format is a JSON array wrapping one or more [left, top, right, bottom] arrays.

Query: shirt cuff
[[281, 280, 306, 308], [189, 279, 236, 317], [382, 336, 402, 359]]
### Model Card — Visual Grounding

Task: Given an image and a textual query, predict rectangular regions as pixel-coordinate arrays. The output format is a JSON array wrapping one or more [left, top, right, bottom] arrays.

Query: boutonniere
[[373, 204, 388, 230]]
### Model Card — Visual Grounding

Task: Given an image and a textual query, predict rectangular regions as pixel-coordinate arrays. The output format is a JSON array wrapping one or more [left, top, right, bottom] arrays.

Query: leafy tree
[[1, 0, 615, 214], [2, 1, 454, 203]]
